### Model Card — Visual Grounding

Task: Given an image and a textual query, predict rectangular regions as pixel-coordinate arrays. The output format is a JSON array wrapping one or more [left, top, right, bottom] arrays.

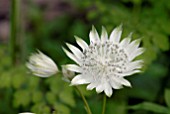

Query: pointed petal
[[120, 78, 131, 87], [104, 82, 113, 97], [125, 60, 143, 71], [126, 39, 142, 55], [133, 38, 141, 48], [65, 64, 82, 73], [117, 70, 141, 77], [119, 38, 131, 48], [71, 75, 89, 85], [109, 24, 123, 43], [33, 72, 51, 77], [62, 47, 80, 64], [29, 66, 55, 77], [101, 26, 108, 43], [129, 48, 145, 61], [96, 84, 104, 93], [27, 64, 55, 75], [89, 26, 100, 44], [119, 32, 132, 48], [75, 36, 88, 51], [66, 43, 84, 59], [86, 82, 98, 90], [37, 52, 57, 69], [96, 77, 105, 93], [109, 77, 123, 89]]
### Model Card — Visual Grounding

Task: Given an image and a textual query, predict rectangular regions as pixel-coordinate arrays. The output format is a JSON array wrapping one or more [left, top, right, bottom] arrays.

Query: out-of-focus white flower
[[63, 25, 145, 97], [26, 50, 58, 77], [19, 112, 35, 114], [61, 65, 75, 82]]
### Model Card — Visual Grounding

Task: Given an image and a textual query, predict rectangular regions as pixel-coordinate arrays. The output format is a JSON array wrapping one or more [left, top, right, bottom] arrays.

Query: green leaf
[[28, 76, 40, 89], [31, 102, 51, 114], [54, 103, 70, 114], [165, 89, 170, 108], [0, 72, 11, 88], [46, 76, 62, 94], [32, 91, 43, 103], [107, 99, 126, 114], [46, 92, 56, 105], [13, 90, 31, 107], [59, 87, 75, 107], [129, 102, 170, 114], [11, 74, 26, 89], [152, 34, 169, 51]]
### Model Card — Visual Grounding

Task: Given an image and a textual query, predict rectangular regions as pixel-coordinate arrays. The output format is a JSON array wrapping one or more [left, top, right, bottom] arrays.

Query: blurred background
[[0, 0, 170, 114]]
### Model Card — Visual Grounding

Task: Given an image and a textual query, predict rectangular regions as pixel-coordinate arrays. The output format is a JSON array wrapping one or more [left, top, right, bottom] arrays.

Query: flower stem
[[75, 86, 92, 114], [132, 1, 141, 24], [102, 95, 107, 114], [10, 0, 19, 65]]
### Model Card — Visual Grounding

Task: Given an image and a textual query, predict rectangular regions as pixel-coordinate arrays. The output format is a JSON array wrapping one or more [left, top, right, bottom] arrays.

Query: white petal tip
[[74, 35, 80, 40], [101, 26, 105, 29], [122, 79, 132, 87], [62, 47, 67, 52], [92, 25, 96, 30], [86, 85, 94, 90], [96, 91, 102, 94], [118, 24, 123, 28], [66, 43, 71, 48], [69, 83, 75, 86], [128, 32, 133, 38], [96, 88, 103, 94], [86, 87, 92, 90], [126, 83, 132, 88], [106, 93, 112, 97]]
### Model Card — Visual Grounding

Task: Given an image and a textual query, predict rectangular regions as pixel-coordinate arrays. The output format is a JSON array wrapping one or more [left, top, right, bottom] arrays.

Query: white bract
[[26, 50, 58, 77], [63, 25, 144, 97], [62, 65, 75, 82], [19, 112, 35, 114]]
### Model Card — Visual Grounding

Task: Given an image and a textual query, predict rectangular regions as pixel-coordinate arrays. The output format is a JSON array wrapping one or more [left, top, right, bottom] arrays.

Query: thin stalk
[[132, 1, 141, 24], [102, 95, 107, 114], [75, 86, 92, 114], [18, 0, 26, 63], [10, 0, 19, 65]]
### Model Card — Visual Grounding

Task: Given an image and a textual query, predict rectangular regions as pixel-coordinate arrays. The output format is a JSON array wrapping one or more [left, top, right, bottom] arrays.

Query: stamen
[[81, 42, 128, 77]]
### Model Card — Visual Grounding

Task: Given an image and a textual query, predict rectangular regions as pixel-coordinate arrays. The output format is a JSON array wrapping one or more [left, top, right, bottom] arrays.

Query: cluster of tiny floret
[[81, 41, 128, 80]]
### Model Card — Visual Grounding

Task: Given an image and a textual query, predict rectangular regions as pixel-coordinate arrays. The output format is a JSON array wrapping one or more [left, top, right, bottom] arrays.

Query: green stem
[[102, 95, 107, 114], [10, 0, 19, 65], [75, 86, 92, 114], [132, 1, 141, 24]]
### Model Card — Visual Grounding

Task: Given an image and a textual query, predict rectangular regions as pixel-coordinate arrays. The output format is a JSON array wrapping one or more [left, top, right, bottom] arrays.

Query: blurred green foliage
[[0, 0, 170, 113]]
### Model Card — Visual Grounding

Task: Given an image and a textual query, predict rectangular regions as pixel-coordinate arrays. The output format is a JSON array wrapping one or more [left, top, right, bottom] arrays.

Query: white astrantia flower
[[19, 112, 35, 114], [63, 25, 145, 97], [26, 50, 58, 77]]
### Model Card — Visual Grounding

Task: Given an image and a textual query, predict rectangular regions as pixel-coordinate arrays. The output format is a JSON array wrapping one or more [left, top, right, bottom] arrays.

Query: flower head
[[26, 50, 58, 77], [19, 112, 35, 114], [63, 25, 144, 97]]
